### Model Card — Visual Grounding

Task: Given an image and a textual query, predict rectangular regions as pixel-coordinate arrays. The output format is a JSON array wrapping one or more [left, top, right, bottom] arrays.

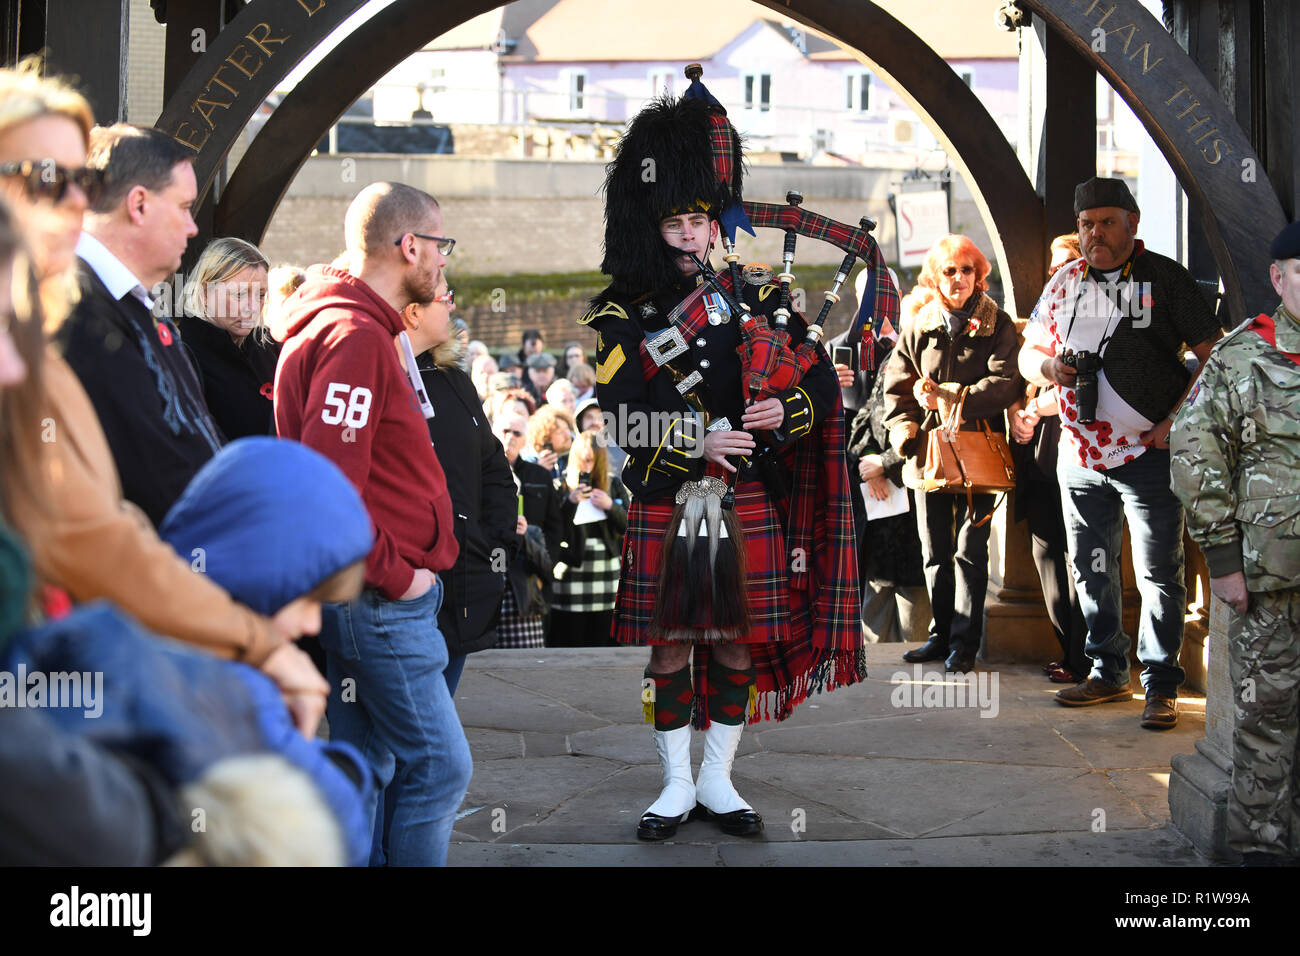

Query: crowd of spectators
[[0, 55, 1244, 867]]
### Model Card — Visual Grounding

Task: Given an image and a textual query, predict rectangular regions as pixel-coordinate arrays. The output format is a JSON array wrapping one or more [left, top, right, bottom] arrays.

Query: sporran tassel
[[651, 477, 748, 640]]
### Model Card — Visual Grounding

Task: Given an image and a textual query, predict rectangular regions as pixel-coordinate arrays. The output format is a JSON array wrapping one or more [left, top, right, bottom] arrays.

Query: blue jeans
[[319, 578, 473, 866], [1058, 449, 1186, 696], [444, 654, 467, 696]]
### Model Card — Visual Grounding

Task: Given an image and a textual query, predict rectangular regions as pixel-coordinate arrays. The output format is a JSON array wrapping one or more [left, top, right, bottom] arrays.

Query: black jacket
[[555, 474, 629, 572], [848, 342, 925, 588], [57, 261, 224, 527], [420, 359, 518, 655], [510, 457, 563, 615], [589, 275, 840, 502], [176, 313, 280, 440]]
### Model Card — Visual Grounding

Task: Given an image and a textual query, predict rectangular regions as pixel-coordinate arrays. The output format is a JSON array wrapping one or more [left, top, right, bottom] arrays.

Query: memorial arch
[[154, 0, 1286, 320]]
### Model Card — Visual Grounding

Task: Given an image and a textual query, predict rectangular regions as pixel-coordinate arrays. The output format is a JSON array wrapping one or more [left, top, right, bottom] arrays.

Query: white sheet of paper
[[574, 498, 605, 525], [861, 480, 910, 521]]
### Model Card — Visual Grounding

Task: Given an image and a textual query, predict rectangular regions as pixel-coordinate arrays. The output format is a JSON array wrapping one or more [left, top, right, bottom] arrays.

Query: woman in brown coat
[[882, 234, 1023, 672]]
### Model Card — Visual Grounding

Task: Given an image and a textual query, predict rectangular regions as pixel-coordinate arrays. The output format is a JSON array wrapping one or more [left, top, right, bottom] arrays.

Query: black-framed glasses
[[0, 160, 103, 205], [436, 288, 455, 305], [395, 233, 456, 256]]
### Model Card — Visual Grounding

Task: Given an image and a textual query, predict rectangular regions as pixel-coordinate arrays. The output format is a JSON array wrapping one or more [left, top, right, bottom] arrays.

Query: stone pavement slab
[[448, 643, 1212, 866]]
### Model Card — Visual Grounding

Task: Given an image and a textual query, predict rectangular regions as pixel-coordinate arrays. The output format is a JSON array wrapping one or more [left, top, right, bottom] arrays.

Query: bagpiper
[[582, 65, 875, 840]]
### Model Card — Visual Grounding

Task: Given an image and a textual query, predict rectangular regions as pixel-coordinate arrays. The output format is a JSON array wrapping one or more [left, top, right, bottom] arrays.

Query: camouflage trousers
[[1226, 588, 1300, 856]]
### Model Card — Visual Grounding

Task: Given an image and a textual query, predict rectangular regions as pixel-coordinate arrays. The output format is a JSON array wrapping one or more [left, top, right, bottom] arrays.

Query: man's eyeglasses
[[395, 233, 456, 256], [0, 160, 103, 205], [436, 288, 455, 305]]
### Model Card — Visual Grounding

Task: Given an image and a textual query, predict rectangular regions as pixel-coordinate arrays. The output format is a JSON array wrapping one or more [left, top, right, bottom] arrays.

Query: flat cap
[[1074, 176, 1139, 216], [1268, 221, 1300, 260], [526, 352, 556, 370]]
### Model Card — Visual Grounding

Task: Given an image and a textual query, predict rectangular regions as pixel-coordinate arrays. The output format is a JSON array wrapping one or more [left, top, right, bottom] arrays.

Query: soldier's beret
[[1073, 176, 1139, 216], [1268, 221, 1300, 260]]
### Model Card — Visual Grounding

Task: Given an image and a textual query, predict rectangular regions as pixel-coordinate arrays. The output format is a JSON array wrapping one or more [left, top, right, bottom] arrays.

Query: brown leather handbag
[[920, 387, 1016, 527]]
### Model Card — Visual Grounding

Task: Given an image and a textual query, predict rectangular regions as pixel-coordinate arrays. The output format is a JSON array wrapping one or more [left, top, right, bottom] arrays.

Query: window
[[958, 69, 974, 88], [844, 70, 871, 111], [813, 128, 833, 153], [566, 70, 587, 111], [649, 69, 672, 98], [743, 73, 771, 112]]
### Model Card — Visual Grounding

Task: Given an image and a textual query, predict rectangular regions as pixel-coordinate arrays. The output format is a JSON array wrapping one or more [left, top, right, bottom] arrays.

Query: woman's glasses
[[941, 265, 976, 278], [0, 160, 103, 205]]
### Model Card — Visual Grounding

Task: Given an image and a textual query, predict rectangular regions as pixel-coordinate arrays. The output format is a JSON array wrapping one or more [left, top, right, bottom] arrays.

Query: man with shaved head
[[274, 181, 471, 866]]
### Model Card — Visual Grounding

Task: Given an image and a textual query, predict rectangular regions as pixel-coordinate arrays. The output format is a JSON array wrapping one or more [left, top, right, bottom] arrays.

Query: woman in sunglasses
[[881, 234, 1023, 673], [0, 63, 327, 725]]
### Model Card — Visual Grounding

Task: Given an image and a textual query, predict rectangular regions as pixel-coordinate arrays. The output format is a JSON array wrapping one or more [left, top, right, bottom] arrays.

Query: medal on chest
[[703, 290, 731, 326]]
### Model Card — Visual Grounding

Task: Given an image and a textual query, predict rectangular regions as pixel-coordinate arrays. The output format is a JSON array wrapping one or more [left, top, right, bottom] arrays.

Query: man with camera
[[1018, 177, 1221, 729]]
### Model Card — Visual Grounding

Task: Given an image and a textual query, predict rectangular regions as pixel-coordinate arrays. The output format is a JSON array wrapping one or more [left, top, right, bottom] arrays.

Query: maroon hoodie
[[274, 266, 458, 599]]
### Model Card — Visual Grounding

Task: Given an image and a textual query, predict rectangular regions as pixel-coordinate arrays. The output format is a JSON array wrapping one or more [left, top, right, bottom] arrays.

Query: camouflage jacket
[[1170, 305, 1300, 592]]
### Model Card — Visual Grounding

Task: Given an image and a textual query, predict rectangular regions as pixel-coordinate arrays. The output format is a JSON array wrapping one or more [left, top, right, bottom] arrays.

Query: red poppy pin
[[260, 383, 274, 400], [157, 323, 174, 346]]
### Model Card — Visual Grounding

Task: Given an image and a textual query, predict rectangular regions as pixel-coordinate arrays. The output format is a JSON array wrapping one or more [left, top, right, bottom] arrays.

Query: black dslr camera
[[1062, 349, 1102, 424]]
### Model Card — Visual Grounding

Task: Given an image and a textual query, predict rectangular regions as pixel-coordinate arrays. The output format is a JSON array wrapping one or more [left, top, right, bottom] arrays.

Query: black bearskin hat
[[598, 94, 745, 297]]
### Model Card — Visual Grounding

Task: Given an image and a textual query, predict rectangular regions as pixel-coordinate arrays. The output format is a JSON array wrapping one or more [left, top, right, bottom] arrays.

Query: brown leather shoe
[[1055, 677, 1133, 707], [1141, 696, 1178, 730]]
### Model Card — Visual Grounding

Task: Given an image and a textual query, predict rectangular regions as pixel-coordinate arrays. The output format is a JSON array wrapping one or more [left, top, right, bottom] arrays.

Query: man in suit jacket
[[55, 124, 223, 527]]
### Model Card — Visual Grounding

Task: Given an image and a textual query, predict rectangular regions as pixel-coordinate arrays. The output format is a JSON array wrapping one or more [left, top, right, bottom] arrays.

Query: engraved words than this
[[1063, 0, 1234, 166], [169, 0, 332, 157]]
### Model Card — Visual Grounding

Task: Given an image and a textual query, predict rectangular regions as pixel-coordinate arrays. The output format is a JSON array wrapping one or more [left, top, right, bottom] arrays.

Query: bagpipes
[[654, 194, 897, 640], [649, 64, 899, 641]]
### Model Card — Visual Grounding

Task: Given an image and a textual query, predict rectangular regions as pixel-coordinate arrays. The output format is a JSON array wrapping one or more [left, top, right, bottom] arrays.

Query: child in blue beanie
[[5, 438, 378, 865]]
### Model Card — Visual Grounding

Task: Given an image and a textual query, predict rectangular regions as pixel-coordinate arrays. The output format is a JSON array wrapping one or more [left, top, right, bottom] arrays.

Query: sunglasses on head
[[0, 160, 103, 205]]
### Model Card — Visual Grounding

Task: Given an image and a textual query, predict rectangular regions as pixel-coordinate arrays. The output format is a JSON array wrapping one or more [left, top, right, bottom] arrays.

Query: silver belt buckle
[[675, 370, 703, 395], [647, 327, 689, 366]]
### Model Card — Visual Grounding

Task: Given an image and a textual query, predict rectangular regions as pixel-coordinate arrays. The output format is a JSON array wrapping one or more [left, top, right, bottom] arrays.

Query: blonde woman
[[0, 63, 326, 733], [549, 430, 627, 647], [177, 237, 279, 439]]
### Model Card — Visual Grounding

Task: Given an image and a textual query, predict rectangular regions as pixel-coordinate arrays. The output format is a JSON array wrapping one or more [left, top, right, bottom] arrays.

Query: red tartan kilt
[[612, 480, 811, 646]]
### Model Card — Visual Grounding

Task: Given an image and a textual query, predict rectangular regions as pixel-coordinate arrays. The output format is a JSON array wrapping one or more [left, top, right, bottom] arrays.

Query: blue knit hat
[[160, 437, 373, 615]]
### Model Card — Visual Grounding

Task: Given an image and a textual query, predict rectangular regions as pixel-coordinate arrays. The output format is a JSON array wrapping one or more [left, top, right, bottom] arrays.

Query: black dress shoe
[[903, 639, 949, 663], [690, 803, 764, 836], [636, 810, 690, 841], [944, 651, 976, 673]]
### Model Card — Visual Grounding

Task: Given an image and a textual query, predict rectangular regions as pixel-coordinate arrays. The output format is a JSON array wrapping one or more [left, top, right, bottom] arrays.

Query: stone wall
[[258, 155, 992, 281]]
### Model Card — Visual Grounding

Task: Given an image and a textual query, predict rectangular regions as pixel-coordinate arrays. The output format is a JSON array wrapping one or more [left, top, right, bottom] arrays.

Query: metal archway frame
[[1017, 0, 1284, 321], [214, 2, 500, 248], [156, 0, 1287, 320], [206, 0, 1047, 313]]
